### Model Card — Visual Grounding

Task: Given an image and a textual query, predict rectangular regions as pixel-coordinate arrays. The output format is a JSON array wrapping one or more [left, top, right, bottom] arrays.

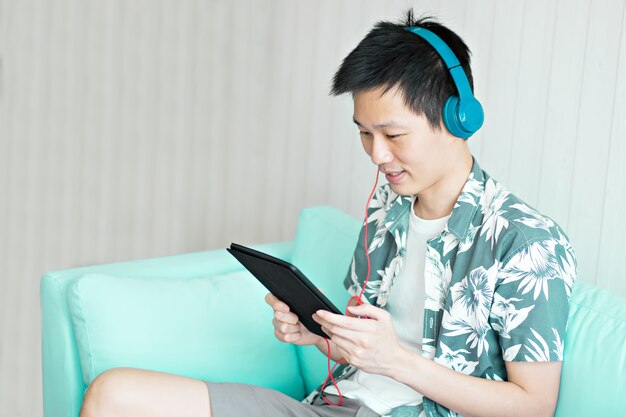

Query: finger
[[272, 318, 300, 334], [346, 303, 388, 320], [315, 310, 371, 331], [329, 333, 359, 358], [274, 328, 301, 343], [321, 324, 363, 342], [283, 331, 302, 343], [346, 296, 361, 309], [275, 309, 299, 325], [314, 314, 362, 338], [312, 313, 332, 329], [320, 324, 332, 338], [265, 293, 290, 313], [334, 343, 351, 361]]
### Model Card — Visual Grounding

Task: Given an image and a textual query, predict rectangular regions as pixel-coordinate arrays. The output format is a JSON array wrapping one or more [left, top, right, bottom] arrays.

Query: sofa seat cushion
[[67, 270, 306, 399]]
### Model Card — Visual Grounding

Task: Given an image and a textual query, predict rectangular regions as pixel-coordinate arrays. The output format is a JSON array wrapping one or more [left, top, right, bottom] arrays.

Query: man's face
[[353, 86, 458, 197]]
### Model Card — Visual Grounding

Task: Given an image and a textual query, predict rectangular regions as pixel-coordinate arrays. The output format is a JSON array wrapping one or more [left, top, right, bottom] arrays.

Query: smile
[[384, 170, 406, 184]]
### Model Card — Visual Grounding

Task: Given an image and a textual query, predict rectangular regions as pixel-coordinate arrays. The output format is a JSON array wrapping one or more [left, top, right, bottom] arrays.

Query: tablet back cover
[[227, 246, 340, 338]]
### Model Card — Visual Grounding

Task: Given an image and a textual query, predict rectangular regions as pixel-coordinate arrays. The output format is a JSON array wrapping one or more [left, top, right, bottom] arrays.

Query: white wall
[[1, 0, 625, 416]]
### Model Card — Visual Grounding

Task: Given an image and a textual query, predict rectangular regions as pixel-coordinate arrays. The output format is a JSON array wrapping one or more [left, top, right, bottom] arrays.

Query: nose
[[370, 136, 393, 165]]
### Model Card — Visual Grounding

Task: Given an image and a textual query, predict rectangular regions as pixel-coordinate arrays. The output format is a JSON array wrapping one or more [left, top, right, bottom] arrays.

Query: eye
[[359, 131, 372, 137], [386, 134, 404, 139]]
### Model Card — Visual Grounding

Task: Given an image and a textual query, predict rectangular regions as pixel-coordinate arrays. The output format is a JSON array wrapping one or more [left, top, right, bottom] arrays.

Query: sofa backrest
[[41, 204, 626, 417]]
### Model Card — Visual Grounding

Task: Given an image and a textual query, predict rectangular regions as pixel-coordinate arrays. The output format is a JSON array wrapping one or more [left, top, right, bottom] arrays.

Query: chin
[[388, 182, 420, 197]]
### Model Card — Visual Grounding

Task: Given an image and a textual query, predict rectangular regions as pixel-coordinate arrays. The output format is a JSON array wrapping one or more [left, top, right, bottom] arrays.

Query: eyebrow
[[352, 117, 408, 130]]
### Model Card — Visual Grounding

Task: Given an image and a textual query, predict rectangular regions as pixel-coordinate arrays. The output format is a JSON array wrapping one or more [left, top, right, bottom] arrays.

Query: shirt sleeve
[[489, 237, 577, 362], [342, 223, 371, 300]]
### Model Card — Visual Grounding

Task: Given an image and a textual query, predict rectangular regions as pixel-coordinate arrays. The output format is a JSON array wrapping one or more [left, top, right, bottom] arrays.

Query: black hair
[[330, 10, 474, 131]]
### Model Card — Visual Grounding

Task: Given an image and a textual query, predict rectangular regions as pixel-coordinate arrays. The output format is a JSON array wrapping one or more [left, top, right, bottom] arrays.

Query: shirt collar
[[445, 157, 485, 241], [383, 157, 485, 242]]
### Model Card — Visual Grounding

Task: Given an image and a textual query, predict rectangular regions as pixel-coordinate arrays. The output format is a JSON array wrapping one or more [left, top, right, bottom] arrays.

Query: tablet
[[227, 242, 342, 338]]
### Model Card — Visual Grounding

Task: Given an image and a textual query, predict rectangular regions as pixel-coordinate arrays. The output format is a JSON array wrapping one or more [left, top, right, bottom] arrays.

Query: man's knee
[[80, 367, 138, 417]]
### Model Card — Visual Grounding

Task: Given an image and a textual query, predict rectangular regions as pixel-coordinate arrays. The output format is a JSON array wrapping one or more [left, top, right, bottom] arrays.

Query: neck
[[413, 151, 473, 220]]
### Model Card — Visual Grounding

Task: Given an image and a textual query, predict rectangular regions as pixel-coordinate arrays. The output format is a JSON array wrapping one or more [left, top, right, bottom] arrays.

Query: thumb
[[346, 303, 384, 320]]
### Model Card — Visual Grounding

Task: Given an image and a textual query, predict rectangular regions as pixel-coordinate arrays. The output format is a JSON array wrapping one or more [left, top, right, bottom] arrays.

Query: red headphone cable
[[321, 168, 380, 406]]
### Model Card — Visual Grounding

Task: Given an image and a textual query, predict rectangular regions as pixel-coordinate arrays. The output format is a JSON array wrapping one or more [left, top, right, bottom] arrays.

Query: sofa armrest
[[554, 281, 626, 416]]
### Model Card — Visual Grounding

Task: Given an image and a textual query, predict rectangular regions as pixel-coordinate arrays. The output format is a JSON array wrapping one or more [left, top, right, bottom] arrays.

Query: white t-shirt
[[323, 198, 449, 415]]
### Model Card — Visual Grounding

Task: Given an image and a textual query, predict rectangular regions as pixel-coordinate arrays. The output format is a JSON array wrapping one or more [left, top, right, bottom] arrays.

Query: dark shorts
[[204, 382, 380, 417]]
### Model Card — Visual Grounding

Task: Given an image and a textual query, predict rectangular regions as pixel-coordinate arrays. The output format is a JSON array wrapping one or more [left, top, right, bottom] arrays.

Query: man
[[80, 10, 576, 417]]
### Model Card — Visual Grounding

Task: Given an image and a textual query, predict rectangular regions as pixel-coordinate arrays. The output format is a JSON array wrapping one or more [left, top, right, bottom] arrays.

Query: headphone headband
[[404, 26, 484, 139]]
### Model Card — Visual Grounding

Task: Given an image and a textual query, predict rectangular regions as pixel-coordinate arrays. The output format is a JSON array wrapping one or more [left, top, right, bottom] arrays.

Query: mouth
[[383, 170, 406, 184]]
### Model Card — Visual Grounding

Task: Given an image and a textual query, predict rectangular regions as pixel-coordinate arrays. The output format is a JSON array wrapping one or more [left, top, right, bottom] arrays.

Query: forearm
[[314, 338, 345, 363], [388, 347, 557, 417]]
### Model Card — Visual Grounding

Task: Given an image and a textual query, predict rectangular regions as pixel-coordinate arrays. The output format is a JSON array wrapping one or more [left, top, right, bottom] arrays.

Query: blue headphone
[[405, 27, 484, 139]]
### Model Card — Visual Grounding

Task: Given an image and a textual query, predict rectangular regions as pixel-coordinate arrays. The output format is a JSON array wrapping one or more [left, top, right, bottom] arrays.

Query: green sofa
[[40, 206, 626, 417]]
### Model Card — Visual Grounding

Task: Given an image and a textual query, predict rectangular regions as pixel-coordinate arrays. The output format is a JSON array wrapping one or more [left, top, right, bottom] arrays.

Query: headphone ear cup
[[443, 95, 467, 139], [443, 95, 484, 139]]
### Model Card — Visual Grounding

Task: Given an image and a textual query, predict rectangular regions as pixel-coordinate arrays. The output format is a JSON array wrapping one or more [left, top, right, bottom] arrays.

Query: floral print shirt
[[305, 157, 577, 417]]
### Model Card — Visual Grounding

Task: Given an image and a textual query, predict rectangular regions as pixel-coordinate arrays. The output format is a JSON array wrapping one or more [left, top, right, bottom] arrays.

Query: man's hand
[[312, 303, 405, 375], [264, 293, 323, 346]]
